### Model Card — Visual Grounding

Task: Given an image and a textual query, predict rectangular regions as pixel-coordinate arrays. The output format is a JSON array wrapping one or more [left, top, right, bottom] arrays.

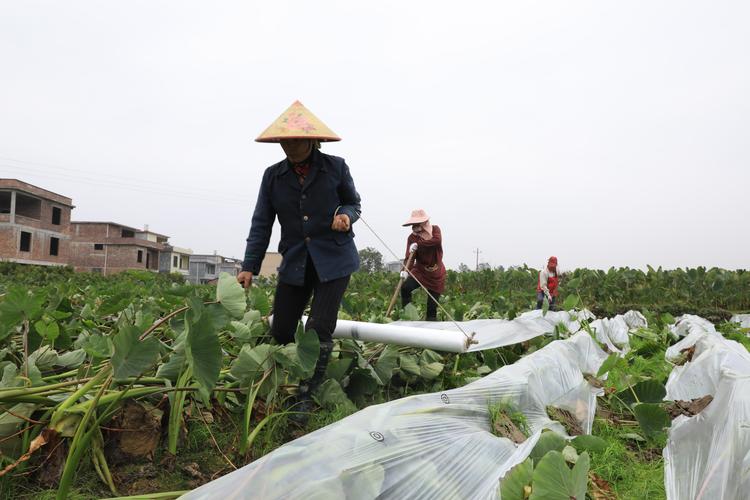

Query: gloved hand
[[409, 242, 418, 253], [400, 271, 409, 280]]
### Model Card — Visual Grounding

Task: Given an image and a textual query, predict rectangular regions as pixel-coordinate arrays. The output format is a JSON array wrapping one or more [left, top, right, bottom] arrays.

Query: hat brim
[[402, 216, 429, 226], [255, 135, 341, 143]]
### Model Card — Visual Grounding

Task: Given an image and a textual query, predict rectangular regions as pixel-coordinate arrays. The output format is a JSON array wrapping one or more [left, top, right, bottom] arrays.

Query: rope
[[355, 213, 477, 347]]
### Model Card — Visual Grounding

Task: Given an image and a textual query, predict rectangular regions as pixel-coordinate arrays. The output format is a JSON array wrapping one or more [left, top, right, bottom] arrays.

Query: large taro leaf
[[570, 435, 608, 454], [563, 294, 580, 311], [156, 351, 186, 381], [81, 333, 114, 359], [0, 288, 44, 340], [398, 354, 421, 378], [419, 361, 444, 380], [633, 403, 670, 438], [216, 272, 246, 318], [111, 325, 160, 379], [617, 379, 666, 405], [499, 458, 533, 500], [249, 287, 271, 316], [373, 345, 399, 383], [401, 303, 420, 321], [56, 349, 86, 369], [530, 430, 566, 461], [185, 310, 222, 400], [326, 357, 352, 381], [295, 327, 320, 379], [316, 379, 356, 411], [230, 344, 274, 385], [530, 450, 589, 500], [347, 368, 379, 399]]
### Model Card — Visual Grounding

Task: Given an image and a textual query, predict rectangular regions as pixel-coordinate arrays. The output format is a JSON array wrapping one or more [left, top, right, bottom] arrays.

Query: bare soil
[[665, 395, 713, 419]]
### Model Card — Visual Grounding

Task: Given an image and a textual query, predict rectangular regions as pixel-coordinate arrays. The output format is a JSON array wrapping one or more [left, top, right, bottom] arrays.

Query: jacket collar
[[276, 148, 327, 177]]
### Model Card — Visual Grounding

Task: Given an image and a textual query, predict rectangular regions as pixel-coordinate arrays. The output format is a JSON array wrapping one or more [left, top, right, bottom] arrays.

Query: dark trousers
[[401, 276, 441, 321], [536, 291, 557, 311], [271, 255, 350, 344]]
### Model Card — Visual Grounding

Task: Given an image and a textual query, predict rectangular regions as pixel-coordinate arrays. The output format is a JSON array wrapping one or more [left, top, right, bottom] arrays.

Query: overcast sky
[[1, 1, 748, 270]]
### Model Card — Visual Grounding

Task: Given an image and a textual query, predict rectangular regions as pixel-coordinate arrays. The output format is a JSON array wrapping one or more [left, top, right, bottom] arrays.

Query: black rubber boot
[[290, 341, 334, 425]]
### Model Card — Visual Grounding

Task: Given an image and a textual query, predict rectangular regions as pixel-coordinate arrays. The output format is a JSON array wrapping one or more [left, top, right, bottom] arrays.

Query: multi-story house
[[187, 254, 242, 284], [159, 245, 193, 277], [0, 179, 73, 266], [69, 222, 169, 274]]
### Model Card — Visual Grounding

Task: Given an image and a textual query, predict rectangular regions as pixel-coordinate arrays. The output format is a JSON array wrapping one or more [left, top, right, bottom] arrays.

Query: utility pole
[[474, 248, 481, 271]]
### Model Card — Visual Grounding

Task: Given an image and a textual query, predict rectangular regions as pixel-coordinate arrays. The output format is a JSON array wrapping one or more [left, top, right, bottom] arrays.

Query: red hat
[[548, 256, 558, 264]]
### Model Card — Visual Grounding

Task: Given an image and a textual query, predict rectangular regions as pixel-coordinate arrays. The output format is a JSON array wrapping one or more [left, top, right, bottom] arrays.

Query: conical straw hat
[[255, 100, 341, 143]]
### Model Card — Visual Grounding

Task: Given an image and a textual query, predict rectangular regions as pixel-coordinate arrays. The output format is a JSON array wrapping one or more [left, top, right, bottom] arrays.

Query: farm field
[[0, 262, 748, 499]]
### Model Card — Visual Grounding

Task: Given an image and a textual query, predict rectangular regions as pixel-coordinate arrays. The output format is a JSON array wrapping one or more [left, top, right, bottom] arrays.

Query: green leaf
[[216, 272, 246, 318], [81, 333, 114, 359], [156, 351, 186, 381], [185, 309, 223, 400], [542, 298, 549, 317], [230, 344, 274, 384], [499, 458, 533, 500], [373, 345, 399, 384], [401, 303, 420, 321], [230, 321, 253, 342], [399, 354, 421, 377], [596, 352, 620, 377], [347, 368, 379, 398], [620, 432, 646, 442], [111, 325, 160, 378], [295, 328, 320, 379], [325, 357, 352, 381], [419, 349, 443, 364], [617, 379, 666, 405], [571, 435, 608, 454], [633, 403, 670, 438], [530, 430, 566, 461], [56, 349, 87, 368], [28, 347, 58, 370], [420, 361, 444, 380], [315, 379, 356, 411], [0, 288, 45, 339], [34, 318, 60, 342], [530, 450, 589, 500], [249, 287, 271, 316], [563, 295, 580, 311]]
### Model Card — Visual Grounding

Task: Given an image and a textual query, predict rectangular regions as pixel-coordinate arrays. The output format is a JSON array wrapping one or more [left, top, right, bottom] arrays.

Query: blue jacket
[[242, 148, 361, 285]]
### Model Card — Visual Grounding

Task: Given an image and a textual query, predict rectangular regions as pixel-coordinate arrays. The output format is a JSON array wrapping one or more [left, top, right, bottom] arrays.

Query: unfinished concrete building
[[0, 179, 73, 266]]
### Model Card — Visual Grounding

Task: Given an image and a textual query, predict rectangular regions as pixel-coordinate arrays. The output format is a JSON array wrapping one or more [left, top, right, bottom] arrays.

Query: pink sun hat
[[402, 209, 430, 226]]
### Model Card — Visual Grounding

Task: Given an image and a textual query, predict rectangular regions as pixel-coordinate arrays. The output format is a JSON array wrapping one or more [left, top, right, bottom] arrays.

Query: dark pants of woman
[[401, 276, 441, 321], [271, 255, 350, 344], [536, 291, 556, 311]]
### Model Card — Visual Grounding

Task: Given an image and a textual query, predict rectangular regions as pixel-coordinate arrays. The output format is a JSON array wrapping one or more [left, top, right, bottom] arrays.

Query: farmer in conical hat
[[400, 209, 446, 321], [237, 101, 361, 419], [536, 256, 560, 310]]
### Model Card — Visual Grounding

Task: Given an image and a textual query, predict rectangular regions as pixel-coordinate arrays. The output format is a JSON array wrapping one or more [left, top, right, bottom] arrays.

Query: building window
[[137, 250, 143, 263], [49, 237, 59, 256], [122, 229, 135, 238], [206, 264, 216, 274], [173, 256, 178, 267], [15, 194, 41, 219], [94, 243, 104, 250], [0, 192, 10, 214], [20, 231, 32, 252], [52, 207, 62, 225]]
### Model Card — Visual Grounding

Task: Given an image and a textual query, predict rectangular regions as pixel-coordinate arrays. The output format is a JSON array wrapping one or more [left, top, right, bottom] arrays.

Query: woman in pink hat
[[400, 209, 446, 321]]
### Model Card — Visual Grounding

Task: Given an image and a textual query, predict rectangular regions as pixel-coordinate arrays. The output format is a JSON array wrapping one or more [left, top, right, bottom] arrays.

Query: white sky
[[1, 1, 748, 270]]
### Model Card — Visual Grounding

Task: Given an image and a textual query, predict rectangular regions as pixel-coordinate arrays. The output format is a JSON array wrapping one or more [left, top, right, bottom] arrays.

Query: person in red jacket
[[536, 256, 560, 310], [400, 209, 446, 321]]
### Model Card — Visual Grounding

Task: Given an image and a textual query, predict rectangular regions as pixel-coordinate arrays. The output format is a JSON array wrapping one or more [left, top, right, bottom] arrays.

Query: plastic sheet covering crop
[[587, 310, 646, 355], [730, 313, 750, 329], [182, 332, 608, 500], [663, 315, 750, 500]]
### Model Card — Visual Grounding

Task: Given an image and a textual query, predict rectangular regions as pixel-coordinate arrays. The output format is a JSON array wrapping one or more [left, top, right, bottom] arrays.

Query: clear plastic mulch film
[[730, 313, 750, 329], [182, 332, 609, 500], [587, 310, 646, 355], [663, 315, 750, 500]]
